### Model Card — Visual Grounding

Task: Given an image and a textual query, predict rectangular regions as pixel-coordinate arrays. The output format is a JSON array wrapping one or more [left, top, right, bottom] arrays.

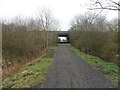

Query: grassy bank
[[70, 45, 119, 86], [2, 46, 56, 88]]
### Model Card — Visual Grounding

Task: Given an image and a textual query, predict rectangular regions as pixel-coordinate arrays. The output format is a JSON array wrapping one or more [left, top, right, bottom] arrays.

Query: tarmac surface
[[43, 45, 115, 88]]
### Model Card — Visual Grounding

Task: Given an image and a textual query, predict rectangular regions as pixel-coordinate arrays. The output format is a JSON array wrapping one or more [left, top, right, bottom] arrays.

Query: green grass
[[2, 47, 56, 88], [70, 45, 119, 86]]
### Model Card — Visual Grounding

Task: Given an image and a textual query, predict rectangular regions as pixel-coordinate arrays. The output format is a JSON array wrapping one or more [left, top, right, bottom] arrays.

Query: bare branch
[[88, 7, 120, 11], [89, 0, 120, 11], [109, 0, 120, 6]]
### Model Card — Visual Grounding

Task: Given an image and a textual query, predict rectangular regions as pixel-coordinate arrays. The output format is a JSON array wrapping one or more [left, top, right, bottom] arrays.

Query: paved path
[[44, 45, 115, 88]]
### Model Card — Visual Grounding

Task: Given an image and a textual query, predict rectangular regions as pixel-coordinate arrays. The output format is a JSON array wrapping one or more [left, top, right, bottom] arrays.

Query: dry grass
[[3, 59, 29, 80], [2, 48, 48, 80], [2, 46, 56, 88]]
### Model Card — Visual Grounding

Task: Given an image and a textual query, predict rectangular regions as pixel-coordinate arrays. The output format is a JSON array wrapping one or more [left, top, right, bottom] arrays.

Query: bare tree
[[89, 0, 120, 11], [36, 8, 59, 48], [36, 8, 52, 48]]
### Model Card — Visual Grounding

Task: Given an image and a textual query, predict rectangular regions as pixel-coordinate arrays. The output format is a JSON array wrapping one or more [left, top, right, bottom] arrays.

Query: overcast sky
[[0, 0, 118, 30]]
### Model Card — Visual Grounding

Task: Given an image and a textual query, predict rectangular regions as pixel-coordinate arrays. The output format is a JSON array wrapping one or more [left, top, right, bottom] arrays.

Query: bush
[[69, 13, 118, 65], [2, 20, 57, 68]]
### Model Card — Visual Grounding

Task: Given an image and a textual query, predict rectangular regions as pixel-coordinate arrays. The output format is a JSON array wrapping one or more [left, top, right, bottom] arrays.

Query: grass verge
[[1, 46, 56, 88], [70, 45, 119, 86]]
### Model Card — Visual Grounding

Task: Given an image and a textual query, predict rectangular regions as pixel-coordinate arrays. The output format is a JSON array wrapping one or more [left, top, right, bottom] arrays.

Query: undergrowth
[[1, 46, 56, 88]]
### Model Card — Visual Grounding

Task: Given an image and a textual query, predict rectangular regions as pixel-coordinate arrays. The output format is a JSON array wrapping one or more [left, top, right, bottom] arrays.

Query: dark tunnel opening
[[57, 34, 70, 44]]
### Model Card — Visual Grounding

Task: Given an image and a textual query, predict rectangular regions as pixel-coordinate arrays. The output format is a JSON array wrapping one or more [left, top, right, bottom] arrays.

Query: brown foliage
[[2, 17, 57, 69], [69, 13, 118, 65]]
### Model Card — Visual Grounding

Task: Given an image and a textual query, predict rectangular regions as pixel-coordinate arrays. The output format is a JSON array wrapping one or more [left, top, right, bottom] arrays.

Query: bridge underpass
[[57, 31, 70, 44]]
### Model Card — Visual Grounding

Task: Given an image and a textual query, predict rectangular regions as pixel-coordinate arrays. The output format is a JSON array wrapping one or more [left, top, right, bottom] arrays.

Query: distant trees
[[2, 8, 59, 68], [69, 12, 118, 65]]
